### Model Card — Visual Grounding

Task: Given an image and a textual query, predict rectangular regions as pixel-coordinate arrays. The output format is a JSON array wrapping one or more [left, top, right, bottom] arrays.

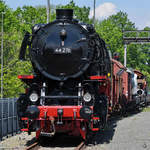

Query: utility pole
[[47, 0, 50, 23], [124, 44, 127, 67], [1, 12, 4, 98], [93, 0, 96, 25]]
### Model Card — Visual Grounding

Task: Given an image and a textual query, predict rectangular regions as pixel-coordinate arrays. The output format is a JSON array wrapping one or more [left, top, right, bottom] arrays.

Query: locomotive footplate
[[38, 106, 90, 119], [21, 106, 101, 134]]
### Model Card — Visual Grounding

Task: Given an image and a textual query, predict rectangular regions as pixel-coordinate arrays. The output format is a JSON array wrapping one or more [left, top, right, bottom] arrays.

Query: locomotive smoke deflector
[[56, 9, 73, 20]]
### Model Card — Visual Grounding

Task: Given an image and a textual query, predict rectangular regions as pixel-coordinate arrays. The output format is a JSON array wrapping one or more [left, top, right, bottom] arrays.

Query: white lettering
[[54, 48, 72, 54]]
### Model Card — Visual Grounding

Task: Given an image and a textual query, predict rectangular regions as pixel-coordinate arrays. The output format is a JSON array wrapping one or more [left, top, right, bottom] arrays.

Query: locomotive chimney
[[56, 9, 73, 20]]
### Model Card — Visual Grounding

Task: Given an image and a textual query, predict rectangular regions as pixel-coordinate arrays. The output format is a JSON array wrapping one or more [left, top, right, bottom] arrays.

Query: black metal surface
[[56, 9, 73, 20], [79, 106, 93, 119], [31, 19, 92, 81], [0, 98, 20, 141], [26, 105, 40, 119]]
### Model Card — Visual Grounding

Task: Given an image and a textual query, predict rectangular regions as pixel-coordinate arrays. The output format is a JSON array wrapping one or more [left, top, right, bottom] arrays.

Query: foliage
[[95, 19, 123, 59], [108, 11, 136, 30], [95, 11, 136, 62], [0, 1, 33, 97]]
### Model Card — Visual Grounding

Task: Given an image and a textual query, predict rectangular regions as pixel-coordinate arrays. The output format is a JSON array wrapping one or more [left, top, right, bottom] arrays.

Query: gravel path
[[87, 110, 150, 150], [0, 132, 36, 149]]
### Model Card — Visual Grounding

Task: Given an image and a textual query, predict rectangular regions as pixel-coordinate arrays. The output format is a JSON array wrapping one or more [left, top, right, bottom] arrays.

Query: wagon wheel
[[119, 95, 127, 116]]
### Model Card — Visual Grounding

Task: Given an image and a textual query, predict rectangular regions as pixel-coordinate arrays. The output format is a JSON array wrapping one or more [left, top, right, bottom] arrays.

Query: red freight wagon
[[111, 59, 132, 113]]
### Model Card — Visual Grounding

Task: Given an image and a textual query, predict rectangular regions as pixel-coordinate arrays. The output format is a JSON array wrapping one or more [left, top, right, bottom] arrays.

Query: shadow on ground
[[38, 134, 83, 148], [88, 116, 118, 145], [90, 104, 150, 145]]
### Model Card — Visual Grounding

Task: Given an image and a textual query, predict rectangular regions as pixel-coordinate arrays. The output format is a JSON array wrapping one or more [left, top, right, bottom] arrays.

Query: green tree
[[0, 1, 32, 97], [96, 11, 135, 63], [108, 11, 135, 30]]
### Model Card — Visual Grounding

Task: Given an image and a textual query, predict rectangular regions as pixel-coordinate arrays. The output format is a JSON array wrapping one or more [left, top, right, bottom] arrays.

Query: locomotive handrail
[[41, 95, 82, 99]]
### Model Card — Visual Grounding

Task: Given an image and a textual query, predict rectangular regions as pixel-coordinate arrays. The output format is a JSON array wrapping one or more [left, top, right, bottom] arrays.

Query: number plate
[[54, 48, 72, 54]]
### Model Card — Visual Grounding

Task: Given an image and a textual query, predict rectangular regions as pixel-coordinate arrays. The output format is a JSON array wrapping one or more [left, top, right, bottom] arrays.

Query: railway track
[[25, 141, 40, 150], [75, 141, 86, 150], [25, 136, 86, 150]]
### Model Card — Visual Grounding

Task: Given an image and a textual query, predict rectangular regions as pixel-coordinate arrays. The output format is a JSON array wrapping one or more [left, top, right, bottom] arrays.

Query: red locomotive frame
[[18, 75, 110, 140]]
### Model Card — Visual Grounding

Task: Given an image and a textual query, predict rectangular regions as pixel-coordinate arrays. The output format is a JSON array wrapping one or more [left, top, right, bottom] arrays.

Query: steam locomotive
[[17, 9, 111, 140]]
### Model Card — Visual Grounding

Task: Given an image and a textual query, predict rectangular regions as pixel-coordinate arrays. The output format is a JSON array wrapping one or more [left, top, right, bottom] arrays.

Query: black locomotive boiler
[[17, 9, 111, 140]]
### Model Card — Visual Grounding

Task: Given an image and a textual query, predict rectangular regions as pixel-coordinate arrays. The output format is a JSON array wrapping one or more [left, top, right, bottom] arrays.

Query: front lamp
[[83, 92, 92, 102], [29, 92, 38, 102]]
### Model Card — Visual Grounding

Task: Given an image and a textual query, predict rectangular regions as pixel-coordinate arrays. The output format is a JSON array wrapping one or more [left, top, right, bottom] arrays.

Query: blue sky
[[4, 0, 150, 29]]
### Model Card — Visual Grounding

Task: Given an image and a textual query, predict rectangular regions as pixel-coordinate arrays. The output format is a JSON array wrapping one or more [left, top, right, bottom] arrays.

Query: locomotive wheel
[[119, 95, 127, 116], [17, 94, 28, 128], [85, 131, 94, 144], [144, 96, 148, 107], [100, 95, 108, 129], [94, 94, 108, 129]]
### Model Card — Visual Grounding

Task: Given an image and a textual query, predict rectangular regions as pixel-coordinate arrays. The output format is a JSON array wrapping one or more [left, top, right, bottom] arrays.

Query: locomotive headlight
[[29, 93, 38, 102], [83, 92, 92, 102]]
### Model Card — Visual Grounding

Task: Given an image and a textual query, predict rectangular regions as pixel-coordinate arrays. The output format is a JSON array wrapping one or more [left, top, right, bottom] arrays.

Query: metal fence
[[0, 98, 20, 141]]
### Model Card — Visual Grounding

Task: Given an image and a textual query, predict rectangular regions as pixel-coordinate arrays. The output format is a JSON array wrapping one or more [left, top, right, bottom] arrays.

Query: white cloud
[[90, 2, 117, 19]]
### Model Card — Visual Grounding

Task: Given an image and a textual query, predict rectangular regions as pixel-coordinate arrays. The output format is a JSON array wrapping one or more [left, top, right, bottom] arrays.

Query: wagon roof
[[111, 58, 126, 69]]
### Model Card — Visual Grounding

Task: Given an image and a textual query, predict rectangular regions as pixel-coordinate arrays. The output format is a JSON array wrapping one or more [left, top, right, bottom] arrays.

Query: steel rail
[[25, 141, 39, 150], [75, 141, 86, 150]]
